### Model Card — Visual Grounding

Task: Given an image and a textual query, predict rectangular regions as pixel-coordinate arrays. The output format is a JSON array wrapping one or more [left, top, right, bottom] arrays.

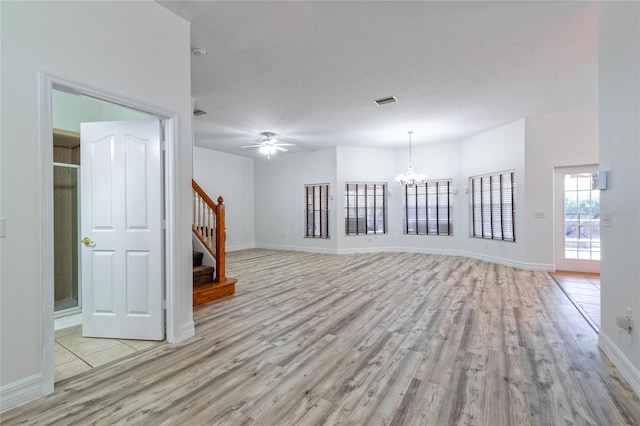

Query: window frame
[[403, 179, 454, 236], [469, 170, 516, 242], [344, 182, 387, 236], [304, 183, 330, 239]]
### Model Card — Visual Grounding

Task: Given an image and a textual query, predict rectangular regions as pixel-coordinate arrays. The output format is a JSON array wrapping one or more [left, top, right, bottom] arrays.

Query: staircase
[[192, 250, 236, 306], [193, 251, 214, 285], [192, 179, 237, 306]]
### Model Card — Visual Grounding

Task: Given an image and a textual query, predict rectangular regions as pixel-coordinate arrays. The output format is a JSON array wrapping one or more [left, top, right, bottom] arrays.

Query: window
[[470, 171, 515, 241], [345, 182, 387, 235], [404, 180, 453, 235], [305, 184, 330, 239], [563, 172, 600, 260]]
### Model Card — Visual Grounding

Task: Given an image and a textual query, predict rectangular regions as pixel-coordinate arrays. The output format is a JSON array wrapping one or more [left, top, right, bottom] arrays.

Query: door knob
[[81, 237, 94, 245]]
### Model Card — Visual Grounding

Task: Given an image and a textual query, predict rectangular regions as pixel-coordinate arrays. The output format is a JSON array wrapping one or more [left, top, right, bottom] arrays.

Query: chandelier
[[395, 131, 426, 187]]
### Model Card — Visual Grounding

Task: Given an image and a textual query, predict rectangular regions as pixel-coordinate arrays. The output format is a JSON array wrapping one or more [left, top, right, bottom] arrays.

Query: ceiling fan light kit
[[396, 131, 426, 187], [241, 132, 295, 159]]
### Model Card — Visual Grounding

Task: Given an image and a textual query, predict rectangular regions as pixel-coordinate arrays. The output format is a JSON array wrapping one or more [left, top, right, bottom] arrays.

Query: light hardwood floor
[[3, 250, 640, 425]]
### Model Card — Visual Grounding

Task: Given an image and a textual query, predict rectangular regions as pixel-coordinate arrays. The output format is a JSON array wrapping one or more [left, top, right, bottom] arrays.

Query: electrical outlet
[[617, 308, 633, 333], [617, 315, 632, 333]]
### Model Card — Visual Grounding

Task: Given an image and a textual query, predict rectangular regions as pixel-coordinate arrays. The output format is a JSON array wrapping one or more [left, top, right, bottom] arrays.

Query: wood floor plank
[[3, 250, 640, 425]]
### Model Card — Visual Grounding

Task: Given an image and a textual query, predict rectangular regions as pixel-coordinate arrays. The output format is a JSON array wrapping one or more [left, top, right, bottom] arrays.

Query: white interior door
[[81, 120, 164, 340], [554, 165, 601, 273]]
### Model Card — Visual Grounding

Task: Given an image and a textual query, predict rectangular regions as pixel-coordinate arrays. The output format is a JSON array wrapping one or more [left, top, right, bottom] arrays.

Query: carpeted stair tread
[[193, 263, 214, 286], [193, 251, 204, 267]]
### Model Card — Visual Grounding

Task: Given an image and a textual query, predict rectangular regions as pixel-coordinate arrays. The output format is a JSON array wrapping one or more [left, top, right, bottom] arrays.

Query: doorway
[[554, 165, 601, 273], [51, 90, 160, 331], [42, 76, 181, 391], [553, 165, 601, 332]]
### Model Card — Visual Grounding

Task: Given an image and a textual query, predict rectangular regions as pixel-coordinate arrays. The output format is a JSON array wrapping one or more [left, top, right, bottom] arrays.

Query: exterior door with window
[[554, 166, 600, 273], [80, 120, 164, 340]]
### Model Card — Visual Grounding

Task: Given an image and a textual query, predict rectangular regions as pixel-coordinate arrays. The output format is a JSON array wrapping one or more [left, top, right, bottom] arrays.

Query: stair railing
[[192, 179, 226, 282]]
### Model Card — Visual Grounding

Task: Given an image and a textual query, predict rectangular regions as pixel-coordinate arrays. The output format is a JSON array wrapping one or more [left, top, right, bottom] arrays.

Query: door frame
[[554, 164, 601, 273], [39, 72, 182, 393]]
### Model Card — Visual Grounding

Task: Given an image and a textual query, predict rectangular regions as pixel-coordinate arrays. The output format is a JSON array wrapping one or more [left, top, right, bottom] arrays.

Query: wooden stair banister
[[192, 179, 225, 283], [215, 195, 225, 282]]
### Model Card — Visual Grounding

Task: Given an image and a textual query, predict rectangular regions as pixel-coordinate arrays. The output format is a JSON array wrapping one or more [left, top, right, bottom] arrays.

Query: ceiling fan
[[241, 132, 295, 159]]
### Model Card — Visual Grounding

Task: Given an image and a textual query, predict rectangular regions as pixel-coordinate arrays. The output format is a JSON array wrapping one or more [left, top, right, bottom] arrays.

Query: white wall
[[0, 1, 193, 410], [53, 89, 155, 133], [524, 110, 599, 269], [395, 140, 463, 254], [336, 146, 398, 251], [254, 148, 338, 252], [459, 120, 528, 267], [250, 117, 593, 272], [193, 147, 255, 251], [597, 2, 640, 395]]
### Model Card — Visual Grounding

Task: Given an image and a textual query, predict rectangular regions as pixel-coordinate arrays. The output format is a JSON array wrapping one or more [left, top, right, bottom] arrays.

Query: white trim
[[0, 374, 44, 412], [455, 250, 554, 271], [255, 243, 338, 255], [599, 332, 640, 396], [227, 243, 257, 252], [38, 72, 187, 399], [178, 321, 196, 342], [39, 72, 56, 398], [54, 313, 82, 331], [254, 243, 554, 271]]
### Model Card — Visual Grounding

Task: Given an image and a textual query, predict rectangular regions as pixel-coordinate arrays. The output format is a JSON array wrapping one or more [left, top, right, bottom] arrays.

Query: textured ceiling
[[158, 1, 597, 158]]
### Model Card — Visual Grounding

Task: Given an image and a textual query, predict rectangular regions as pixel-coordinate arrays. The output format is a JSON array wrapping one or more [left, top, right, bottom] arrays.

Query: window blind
[[470, 171, 515, 241], [345, 182, 387, 235], [403, 180, 453, 235], [305, 184, 329, 238]]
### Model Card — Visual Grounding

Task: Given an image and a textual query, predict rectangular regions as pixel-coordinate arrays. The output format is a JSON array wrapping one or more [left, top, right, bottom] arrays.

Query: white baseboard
[[227, 243, 256, 252], [0, 374, 45, 412], [54, 313, 82, 331], [455, 250, 554, 271], [255, 243, 338, 254], [174, 320, 195, 343], [599, 332, 640, 397], [255, 243, 554, 272]]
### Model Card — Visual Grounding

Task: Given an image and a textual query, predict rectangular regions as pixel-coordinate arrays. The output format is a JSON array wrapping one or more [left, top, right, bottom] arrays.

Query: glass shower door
[[54, 163, 81, 314]]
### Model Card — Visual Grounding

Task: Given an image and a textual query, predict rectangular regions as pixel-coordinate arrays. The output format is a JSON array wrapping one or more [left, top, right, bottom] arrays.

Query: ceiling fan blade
[[275, 146, 288, 152], [241, 145, 261, 149], [274, 143, 295, 147]]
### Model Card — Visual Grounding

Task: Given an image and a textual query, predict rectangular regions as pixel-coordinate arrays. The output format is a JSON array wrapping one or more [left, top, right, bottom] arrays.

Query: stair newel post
[[215, 196, 226, 283]]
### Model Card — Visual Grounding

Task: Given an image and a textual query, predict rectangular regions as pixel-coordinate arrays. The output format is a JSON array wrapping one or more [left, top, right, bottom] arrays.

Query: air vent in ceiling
[[193, 109, 207, 116], [374, 96, 398, 106]]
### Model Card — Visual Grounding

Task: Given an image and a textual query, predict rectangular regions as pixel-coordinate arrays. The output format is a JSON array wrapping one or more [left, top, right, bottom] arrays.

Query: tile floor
[[54, 325, 164, 382], [551, 271, 600, 331]]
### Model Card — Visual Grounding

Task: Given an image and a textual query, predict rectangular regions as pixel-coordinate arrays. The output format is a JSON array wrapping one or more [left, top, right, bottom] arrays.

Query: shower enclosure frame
[[53, 161, 82, 317]]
